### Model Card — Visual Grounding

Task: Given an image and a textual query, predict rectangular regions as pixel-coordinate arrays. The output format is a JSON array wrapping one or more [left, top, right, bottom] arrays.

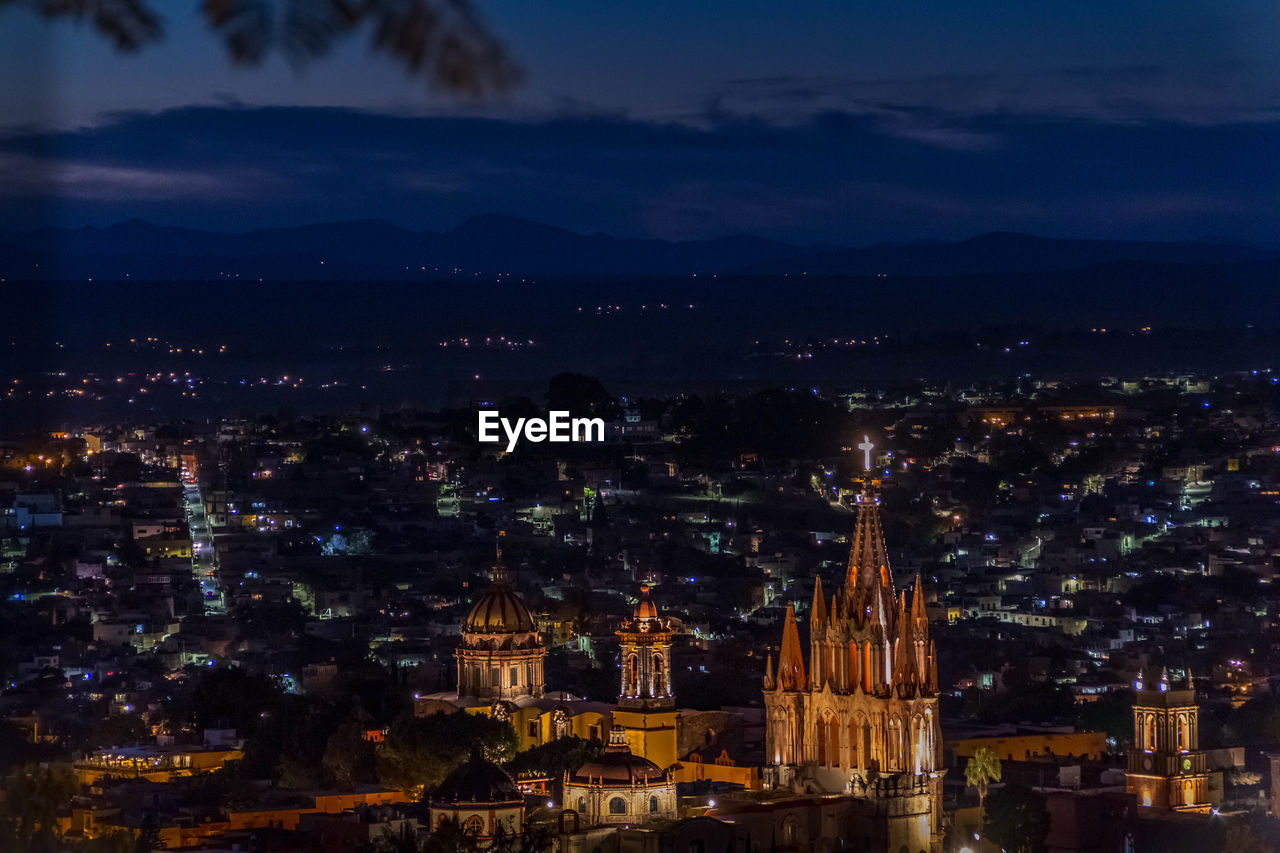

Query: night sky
[[1, 2, 1277, 245]]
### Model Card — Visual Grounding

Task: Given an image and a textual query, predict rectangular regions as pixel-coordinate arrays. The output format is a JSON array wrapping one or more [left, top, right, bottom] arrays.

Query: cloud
[[0, 153, 268, 200], [710, 64, 1280, 128], [0, 104, 1274, 247]]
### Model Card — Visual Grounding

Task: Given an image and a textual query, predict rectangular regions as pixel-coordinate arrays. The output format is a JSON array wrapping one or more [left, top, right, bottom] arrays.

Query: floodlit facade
[[455, 543, 546, 702], [613, 583, 679, 770], [763, 463, 945, 852], [562, 727, 678, 827], [1125, 668, 1210, 812]]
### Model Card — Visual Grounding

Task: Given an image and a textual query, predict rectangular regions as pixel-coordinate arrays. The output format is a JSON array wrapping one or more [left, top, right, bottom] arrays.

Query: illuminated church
[[418, 541, 753, 781], [454, 545, 547, 703], [420, 452, 951, 848], [1125, 668, 1209, 812], [763, 442, 945, 852], [415, 543, 615, 745]]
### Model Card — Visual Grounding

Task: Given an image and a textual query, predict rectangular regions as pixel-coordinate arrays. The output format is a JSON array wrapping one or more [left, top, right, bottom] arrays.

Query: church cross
[[857, 435, 875, 471]]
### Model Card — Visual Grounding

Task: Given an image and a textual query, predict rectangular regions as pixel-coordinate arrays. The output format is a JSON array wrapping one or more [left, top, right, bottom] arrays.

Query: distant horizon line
[[8, 213, 1278, 253]]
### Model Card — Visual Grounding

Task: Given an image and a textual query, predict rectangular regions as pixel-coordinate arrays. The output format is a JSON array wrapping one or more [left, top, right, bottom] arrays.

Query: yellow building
[[675, 749, 763, 789], [948, 730, 1107, 763], [415, 544, 761, 793], [613, 584, 679, 771], [136, 533, 193, 559], [74, 744, 242, 785]]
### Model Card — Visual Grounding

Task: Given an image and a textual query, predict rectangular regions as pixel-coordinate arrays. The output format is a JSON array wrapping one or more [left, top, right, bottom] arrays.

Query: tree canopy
[[3, 0, 518, 94], [984, 782, 1050, 853], [378, 711, 517, 795]]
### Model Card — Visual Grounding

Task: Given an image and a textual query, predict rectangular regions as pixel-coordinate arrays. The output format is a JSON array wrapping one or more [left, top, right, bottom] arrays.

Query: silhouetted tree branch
[[3, 0, 519, 94]]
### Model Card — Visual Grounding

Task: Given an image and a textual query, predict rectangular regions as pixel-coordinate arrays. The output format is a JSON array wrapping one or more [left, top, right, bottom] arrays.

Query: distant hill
[[742, 232, 1277, 277], [0, 215, 825, 280], [0, 215, 1272, 280]]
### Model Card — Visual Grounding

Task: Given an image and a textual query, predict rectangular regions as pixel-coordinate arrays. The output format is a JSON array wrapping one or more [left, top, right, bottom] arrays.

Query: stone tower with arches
[[763, 443, 944, 853], [613, 583, 679, 769], [1125, 667, 1210, 812]]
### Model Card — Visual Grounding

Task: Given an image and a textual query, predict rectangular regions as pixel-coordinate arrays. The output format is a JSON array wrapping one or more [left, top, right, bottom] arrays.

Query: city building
[[562, 727, 678, 827], [456, 543, 547, 704], [429, 745, 525, 844], [613, 583, 678, 770], [763, 442, 945, 852], [1126, 668, 1210, 812]]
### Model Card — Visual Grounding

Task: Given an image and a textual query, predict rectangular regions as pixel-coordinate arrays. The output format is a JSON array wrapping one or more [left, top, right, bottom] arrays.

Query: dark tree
[[984, 783, 1050, 853], [545, 373, 621, 420], [322, 721, 379, 790], [377, 711, 517, 794], [508, 735, 603, 779], [371, 821, 425, 853], [0, 763, 79, 851], [423, 816, 481, 853], [2, 0, 518, 94]]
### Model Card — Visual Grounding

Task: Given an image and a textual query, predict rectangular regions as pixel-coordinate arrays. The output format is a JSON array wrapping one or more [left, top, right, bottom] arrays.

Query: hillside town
[[4, 371, 1280, 851]]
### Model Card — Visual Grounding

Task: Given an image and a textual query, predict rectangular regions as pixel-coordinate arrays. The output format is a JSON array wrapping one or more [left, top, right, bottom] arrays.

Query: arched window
[[848, 717, 859, 768], [861, 720, 874, 770], [649, 795, 659, 813], [862, 642, 872, 693], [911, 715, 926, 775], [609, 796, 627, 815], [653, 654, 665, 695], [786, 707, 798, 764], [625, 655, 638, 694], [464, 815, 484, 835], [577, 796, 586, 813], [888, 716, 902, 769]]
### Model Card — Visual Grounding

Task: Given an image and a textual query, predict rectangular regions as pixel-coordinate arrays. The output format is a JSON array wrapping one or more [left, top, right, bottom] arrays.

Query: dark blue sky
[[1, 2, 1277, 244]]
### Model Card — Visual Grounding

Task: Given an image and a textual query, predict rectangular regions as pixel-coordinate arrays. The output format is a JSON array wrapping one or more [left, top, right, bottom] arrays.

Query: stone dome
[[464, 582, 537, 635], [464, 544, 537, 635], [432, 747, 522, 805], [568, 729, 669, 786]]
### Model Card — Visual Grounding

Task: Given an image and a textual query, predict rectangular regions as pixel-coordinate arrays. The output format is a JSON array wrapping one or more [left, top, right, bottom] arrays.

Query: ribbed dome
[[464, 541, 537, 635], [465, 582, 537, 634], [569, 729, 668, 785], [432, 749, 521, 805], [633, 584, 659, 621]]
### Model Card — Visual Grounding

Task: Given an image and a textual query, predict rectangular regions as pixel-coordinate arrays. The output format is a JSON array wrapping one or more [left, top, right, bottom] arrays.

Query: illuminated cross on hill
[[857, 435, 874, 471]]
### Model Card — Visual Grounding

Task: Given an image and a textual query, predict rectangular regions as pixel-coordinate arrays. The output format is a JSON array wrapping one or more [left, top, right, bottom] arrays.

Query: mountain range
[[1, 214, 1275, 281]]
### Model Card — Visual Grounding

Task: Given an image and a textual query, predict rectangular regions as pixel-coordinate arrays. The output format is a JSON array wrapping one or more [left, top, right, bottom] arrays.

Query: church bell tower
[[613, 584, 679, 769], [1125, 668, 1209, 812]]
